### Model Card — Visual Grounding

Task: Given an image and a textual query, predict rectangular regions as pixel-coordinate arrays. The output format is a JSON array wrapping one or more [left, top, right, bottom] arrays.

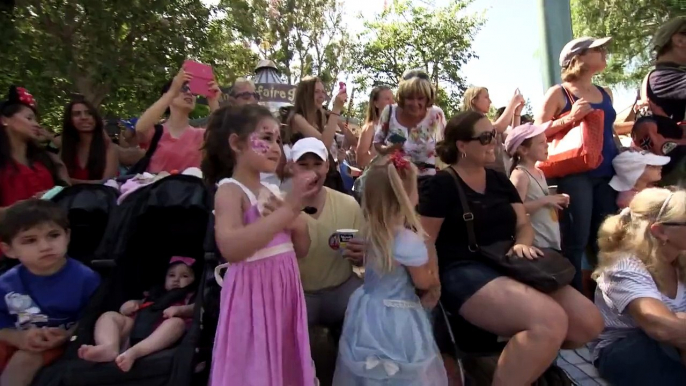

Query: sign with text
[[197, 83, 297, 106], [255, 83, 296, 104]]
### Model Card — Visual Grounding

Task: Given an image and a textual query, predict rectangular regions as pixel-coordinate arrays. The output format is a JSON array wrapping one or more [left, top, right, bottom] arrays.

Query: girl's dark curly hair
[[201, 104, 277, 185]]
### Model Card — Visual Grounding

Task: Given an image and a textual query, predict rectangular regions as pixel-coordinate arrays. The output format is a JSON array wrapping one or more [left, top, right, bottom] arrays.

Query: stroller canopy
[[96, 175, 211, 299], [52, 184, 119, 264]]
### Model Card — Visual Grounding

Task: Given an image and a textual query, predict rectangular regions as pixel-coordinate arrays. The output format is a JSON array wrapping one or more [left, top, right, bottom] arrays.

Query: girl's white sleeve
[[393, 229, 428, 267]]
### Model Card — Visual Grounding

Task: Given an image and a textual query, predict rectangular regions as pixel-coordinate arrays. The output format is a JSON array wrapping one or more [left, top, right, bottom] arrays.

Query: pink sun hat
[[504, 122, 552, 156]]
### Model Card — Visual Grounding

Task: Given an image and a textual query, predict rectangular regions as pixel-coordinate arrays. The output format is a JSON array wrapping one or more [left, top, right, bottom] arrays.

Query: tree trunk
[[74, 74, 109, 107]]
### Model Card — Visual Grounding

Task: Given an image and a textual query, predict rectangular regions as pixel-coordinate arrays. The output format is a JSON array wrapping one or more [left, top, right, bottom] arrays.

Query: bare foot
[[78, 344, 118, 362], [115, 349, 139, 372]]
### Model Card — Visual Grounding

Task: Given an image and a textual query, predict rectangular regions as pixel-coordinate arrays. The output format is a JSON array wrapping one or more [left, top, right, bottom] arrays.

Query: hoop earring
[[461, 152, 466, 159]]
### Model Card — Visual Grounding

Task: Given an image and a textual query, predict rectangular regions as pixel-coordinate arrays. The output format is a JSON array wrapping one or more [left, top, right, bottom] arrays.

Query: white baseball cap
[[559, 37, 612, 67], [609, 151, 670, 192], [290, 137, 328, 161]]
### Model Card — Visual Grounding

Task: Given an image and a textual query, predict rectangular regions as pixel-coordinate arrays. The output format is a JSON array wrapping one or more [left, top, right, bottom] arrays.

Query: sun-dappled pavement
[[556, 345, 609, 386]]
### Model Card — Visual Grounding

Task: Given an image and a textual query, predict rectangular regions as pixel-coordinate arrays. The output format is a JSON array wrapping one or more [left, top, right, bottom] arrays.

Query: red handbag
[[537, 88, 605, 178]]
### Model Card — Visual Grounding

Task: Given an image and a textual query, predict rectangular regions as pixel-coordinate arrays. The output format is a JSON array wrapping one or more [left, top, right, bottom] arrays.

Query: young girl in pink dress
[[202, 104, 318, 386]]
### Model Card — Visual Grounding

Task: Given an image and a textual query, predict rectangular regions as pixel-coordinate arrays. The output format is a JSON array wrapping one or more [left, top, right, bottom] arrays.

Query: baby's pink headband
[[169, 256, 195, 267]]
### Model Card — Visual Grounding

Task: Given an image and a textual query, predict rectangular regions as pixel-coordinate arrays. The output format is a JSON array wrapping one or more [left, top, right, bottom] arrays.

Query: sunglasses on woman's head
[[467, 129, 497, 145], [402, 71, 430, 81], [372, 81, 393, 88], [582, 46, 607, 55], [233, 91, 261, 101]]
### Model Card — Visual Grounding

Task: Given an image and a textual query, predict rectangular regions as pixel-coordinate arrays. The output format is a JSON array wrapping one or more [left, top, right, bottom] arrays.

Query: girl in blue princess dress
[[333, 152, 447, 385]]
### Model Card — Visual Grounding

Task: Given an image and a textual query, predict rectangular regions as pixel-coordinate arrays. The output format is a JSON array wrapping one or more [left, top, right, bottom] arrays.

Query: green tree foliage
[[351, 0, 482, 118], [0, 0, 255, 129], [219, 0, 351, 88], [189, 103, 211, 120], [198, 18, 260, 86], [571, 0, 682, 87], [435, 87, 462, 118], [351, 100, 369, 123]]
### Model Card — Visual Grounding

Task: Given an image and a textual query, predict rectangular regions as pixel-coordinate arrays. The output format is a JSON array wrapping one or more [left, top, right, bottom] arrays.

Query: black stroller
[[33, 175, 213, 386], [0, 184, 119, 274], [194, 188, 222, 386], [52, 184, 120, 266]]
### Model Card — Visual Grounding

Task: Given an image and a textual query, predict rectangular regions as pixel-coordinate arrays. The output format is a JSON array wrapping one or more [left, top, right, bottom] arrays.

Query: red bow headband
[[15, 87, 36, 109], [3, 86, 37, 110], [170, 256, 195, 267]]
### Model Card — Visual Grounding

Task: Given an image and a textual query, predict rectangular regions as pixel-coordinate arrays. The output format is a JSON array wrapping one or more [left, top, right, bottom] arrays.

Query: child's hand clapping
[[261, 194, 285, 217], [262, 195, 307, 231], [284, 171, 318, 214]]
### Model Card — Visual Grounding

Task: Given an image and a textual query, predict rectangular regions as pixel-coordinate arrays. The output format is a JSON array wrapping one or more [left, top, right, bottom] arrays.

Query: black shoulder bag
[[446, 167, 575, 293]]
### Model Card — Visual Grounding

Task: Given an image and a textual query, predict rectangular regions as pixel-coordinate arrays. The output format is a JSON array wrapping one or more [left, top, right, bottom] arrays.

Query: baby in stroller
[[78, 256, 196, 372]]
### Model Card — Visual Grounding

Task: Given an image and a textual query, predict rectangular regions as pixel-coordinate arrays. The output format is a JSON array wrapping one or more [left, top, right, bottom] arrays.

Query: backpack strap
[[560, 85, 576, 110], [146, 124, 165, 159], [122, 124, 164, 177]]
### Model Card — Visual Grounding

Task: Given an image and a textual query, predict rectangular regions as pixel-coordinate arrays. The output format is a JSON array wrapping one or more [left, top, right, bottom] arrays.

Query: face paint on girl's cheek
[[249, 133, 271, 155]]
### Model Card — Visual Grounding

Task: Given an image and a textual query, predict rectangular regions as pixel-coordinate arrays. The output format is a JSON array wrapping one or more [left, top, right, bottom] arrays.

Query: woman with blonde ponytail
[[333, 152, 447, 386], [356, 85, 394, 168], [592, 187, 686, 385]]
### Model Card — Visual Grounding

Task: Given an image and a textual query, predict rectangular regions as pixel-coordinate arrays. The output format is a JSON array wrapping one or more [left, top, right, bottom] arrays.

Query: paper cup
[[548, 185, 558, 195], [336, 229, 358, 250]]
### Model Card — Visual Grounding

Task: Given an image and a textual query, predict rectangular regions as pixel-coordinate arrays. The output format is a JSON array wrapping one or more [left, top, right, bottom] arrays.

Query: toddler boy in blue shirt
[[0, 199, 100, 386]]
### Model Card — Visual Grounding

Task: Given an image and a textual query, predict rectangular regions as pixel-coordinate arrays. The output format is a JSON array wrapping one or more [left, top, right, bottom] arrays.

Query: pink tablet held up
[[182, 60, 214, 97]]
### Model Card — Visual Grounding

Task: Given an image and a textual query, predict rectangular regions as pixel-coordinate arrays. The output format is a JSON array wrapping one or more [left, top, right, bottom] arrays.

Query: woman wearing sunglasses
[[130, 68, 221, 174], [373, 69, 446, 179], [419, 111, 603, 385], [228, 78, 261, 106], [535, 37, 619, 295], [591, 188, 686, 385]]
